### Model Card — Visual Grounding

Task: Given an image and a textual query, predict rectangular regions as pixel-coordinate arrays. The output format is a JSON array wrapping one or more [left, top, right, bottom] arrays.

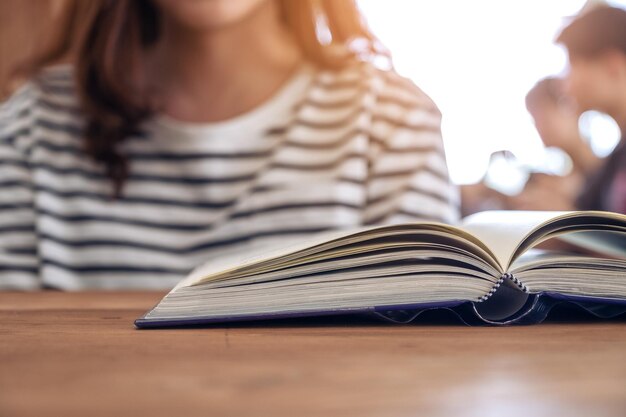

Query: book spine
[[478, 273, 529, 302], [508, 273, 529, 293]]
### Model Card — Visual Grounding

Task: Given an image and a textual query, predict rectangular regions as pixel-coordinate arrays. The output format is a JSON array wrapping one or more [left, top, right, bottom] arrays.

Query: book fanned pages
[[135, 210, 626, 327]]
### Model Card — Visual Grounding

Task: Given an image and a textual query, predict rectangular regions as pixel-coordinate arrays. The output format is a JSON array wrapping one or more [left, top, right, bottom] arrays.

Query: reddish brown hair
[[18, 0, 384, 198]]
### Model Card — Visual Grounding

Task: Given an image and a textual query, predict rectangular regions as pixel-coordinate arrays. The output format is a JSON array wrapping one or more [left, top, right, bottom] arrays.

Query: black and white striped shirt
[[0, 61, 459, 290]]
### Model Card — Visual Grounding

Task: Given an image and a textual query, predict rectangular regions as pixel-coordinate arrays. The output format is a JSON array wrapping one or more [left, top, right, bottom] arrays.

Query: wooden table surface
[[1, 292, 625, 417]]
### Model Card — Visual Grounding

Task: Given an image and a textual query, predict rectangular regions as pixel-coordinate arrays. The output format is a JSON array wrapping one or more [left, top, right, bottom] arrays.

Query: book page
[[174, 227, 370, 290], [461, 211, 571, 270], [462, 210, 626, 270], [558, 230, 626, 259], [176, 222, 498, 290]]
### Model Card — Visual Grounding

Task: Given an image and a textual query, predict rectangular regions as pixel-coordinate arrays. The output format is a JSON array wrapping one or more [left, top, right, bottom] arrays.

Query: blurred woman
[[0, 0, 458, 289]]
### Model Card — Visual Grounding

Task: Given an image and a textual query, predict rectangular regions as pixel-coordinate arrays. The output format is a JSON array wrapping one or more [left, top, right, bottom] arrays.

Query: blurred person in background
[[557, 5, 626, 214], [508, 77, 602, 211], [525, 77, 601, 178], [0, 0, 458, 290], [471, 6, 626, 215]]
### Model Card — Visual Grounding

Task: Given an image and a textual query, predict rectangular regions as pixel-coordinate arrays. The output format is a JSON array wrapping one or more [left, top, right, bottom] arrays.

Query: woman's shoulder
[[1, 65, 81, 147], [313, 59, 441, 117], [1, 64, 79, 118]]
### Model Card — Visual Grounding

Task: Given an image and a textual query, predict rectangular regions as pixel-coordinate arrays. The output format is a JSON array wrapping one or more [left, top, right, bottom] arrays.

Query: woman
[[0, 0, 459, 290]]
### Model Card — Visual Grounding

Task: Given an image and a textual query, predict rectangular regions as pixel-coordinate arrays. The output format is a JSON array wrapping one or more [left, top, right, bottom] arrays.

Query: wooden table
[[1, 292, 625, 417]]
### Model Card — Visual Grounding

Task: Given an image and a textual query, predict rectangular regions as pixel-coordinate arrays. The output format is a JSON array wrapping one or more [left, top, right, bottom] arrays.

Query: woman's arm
[[363, 70, 460, 225], [0, 85, 41, 289]]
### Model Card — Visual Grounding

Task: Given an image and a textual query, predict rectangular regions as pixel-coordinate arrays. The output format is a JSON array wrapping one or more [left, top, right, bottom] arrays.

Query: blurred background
[[358, 0, 625, 216], [360, 0, 624, 187], [1, 0, 624, 215]]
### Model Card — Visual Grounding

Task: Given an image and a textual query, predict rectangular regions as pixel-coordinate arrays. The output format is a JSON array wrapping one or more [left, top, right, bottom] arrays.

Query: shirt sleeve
[[363, 70, 460, 226], [0, 84, 42, 289]]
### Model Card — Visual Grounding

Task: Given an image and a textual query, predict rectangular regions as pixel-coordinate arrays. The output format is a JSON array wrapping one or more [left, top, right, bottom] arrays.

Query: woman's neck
[[149, 1, 303, 123]]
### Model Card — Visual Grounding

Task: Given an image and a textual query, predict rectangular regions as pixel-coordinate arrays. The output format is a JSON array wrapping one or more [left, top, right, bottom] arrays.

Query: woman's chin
[[154, 0, 272, 31]]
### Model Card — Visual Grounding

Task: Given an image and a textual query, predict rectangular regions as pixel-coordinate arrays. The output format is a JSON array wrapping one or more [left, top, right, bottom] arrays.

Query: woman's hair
[[17, 0, 384, 198], [557, 6, 626, 58]]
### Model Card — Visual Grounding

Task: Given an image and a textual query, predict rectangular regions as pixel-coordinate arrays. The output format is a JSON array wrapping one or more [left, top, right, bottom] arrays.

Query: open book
[[135, 211, 626, 327]]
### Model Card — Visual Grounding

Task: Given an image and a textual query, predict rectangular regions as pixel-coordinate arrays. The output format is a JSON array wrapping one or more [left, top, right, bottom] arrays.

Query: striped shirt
[[0, 61, 459, 290]]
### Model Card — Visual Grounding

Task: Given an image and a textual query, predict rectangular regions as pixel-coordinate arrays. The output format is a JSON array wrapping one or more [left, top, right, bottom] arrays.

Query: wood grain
[[1, 291, 625, 417]]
